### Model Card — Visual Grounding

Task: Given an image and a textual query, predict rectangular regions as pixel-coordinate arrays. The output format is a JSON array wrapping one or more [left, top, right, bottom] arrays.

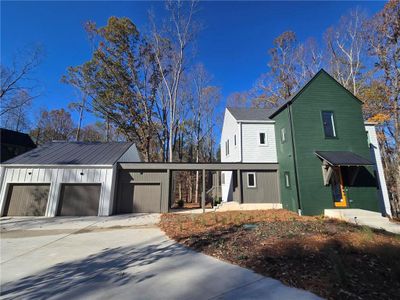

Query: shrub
[[177, 199, 184, 208]]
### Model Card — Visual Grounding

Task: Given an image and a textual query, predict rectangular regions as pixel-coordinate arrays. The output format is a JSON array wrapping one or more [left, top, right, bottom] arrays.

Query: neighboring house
[[220, 107, 280, 205], [365, 123, 391, 216], [220, 69, 390, 216], [0, 128, 36, 162], [0, 142, 141, 217]]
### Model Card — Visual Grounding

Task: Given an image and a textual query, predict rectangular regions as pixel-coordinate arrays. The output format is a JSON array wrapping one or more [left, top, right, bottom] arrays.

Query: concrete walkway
[[325, 209, 400, 234], [0, 214, 321, 300]]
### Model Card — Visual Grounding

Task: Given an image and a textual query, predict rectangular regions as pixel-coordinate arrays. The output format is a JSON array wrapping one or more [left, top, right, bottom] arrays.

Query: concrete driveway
[[0, 214, 321, 300]]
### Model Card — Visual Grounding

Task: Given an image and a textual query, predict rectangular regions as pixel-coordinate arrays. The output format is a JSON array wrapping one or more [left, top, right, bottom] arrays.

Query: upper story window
[[322, 111, 337, 138], [281, 128, 286, 143], [225, 140, 230, 156], [234, 134, 237, 146], [259, 132, 267, 145]]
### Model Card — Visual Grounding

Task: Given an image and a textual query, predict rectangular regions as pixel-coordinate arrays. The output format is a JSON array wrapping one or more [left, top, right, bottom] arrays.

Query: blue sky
[[1, 1, 385, 129]]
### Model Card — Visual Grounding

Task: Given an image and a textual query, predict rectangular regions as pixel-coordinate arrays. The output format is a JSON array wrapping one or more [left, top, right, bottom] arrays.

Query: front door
[[331, 167, 347, 208]]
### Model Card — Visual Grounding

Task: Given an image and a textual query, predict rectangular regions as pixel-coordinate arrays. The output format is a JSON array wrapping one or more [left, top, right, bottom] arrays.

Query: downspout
[[288, 105, 302, 214]]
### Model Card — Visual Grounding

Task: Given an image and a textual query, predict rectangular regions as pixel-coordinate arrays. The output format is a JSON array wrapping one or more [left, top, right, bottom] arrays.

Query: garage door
[[3, 184, 50, 216], [57, 184, 101, 216], [132, 183, 161, 213]]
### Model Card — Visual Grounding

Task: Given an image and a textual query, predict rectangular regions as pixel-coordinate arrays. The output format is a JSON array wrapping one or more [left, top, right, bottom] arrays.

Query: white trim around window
[[247, 172, 257, 188], [258, 132, 268, 146]]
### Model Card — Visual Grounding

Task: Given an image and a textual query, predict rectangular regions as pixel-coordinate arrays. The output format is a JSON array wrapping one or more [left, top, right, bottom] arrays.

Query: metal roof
[[3, 142, 141, 165], [315, 151, 373, 166], [227, 107, 273, 121]]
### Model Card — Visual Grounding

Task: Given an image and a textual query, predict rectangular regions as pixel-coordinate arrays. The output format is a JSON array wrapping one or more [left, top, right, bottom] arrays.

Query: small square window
[[259, 132, 267, 145], [284, 172, 290, 188], [247, 173, 256, 188], [322, 111, 336, 138], [281, 128, 286, 143]]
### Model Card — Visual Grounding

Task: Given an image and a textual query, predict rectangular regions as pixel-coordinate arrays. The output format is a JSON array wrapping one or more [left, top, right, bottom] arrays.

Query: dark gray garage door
[[3, 184, 50, 216], [242, 171, 280, 203], [57, 184, 101, 216], [133, 183, 161, 213]]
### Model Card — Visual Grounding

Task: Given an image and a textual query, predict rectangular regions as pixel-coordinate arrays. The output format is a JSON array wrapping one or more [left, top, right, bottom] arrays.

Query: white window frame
[[247, 172, 257, 188], [234, 134, 237, 146], [258, 132, 268, 146], [225, 140, 230, 156], [284, 172, 290, 188], [281, 128, 286, 143]]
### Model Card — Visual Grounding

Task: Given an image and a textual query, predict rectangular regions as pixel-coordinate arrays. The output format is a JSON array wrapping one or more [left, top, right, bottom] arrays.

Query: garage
[[3, 184, 50, 216], [0, 142, 142, 217], [57, 184, 101, 216], [132, 183, 161, 213], [115, 170, 168, 214]]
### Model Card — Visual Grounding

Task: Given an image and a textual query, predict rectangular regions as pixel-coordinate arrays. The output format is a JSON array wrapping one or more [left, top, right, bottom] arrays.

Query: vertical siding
[[242, 123, 278, 163], [0, 166, 114, 217], [241, 171, 280, 203]]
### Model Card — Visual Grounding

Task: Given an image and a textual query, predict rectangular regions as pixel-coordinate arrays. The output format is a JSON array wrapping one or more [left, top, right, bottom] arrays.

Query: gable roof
[[3, 142, 141, 165], [1, 128, 36, 148], [227, 107, 272, 121], [268, 69, 363, 119]]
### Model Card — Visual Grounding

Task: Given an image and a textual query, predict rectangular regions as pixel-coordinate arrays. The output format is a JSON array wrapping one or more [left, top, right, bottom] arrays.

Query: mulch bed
[[159, 210, 400, 300]]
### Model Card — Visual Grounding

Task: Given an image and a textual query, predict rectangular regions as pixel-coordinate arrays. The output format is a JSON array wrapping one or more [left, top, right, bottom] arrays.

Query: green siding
[[273, 108, 299, 212], [273, 70, 379, 215]]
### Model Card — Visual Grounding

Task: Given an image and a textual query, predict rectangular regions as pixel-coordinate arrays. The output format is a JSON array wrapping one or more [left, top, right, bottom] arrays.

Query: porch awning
[[315, 151, 373, 167]]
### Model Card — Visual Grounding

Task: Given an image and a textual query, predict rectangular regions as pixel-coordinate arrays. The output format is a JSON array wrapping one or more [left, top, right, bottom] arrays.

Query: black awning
[[315, 151, 373, 166]]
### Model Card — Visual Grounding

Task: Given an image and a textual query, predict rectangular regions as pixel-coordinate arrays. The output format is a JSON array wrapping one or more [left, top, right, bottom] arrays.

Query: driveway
[[0, 214, 321, 300]]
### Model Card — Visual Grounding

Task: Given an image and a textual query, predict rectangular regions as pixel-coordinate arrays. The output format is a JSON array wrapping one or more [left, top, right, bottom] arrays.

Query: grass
[[159, 209, 400, 300]]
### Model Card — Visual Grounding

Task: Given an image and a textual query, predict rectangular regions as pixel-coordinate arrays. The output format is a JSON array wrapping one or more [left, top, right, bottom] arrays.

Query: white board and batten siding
[[0, 165, 116, 216]]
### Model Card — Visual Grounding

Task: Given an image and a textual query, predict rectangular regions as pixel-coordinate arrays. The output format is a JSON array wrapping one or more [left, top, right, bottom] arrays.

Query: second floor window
[[281, 128, 286, 143], [225, 140, 230, 156], [322, 111, 336, 138], [234, 134, 237, 146], [259, 132, 267, 145]]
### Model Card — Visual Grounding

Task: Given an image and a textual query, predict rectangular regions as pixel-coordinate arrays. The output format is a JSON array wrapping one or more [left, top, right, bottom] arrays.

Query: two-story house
[[220, 69, 391, 216], [220, 107, 279, 204]]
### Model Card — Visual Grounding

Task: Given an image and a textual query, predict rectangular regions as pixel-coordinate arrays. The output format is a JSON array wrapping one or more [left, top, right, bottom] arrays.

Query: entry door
[[133, 183, 161, 213], [331, 167, 347, 207]]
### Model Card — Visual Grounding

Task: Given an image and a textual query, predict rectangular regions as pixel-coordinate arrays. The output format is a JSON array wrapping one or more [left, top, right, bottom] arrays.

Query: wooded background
[[1, 0, 398, 214]]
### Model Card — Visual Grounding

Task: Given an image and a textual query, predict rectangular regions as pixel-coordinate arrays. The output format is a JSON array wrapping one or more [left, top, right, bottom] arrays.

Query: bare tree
[[150, 0, 199, 162], [325, 8, 367, 96]]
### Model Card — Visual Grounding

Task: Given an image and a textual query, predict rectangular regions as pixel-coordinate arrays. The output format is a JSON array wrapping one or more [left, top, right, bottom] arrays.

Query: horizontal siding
[[220, 109, 241, 163], [242, 123, 277, 163]]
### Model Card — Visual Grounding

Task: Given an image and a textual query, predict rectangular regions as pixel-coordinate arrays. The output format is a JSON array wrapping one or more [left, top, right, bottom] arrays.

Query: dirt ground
[[160, 210, 400, 300]]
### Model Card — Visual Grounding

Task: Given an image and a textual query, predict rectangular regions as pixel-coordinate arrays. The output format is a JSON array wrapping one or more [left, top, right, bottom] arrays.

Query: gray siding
[[241, 171, 280, 203], [116, 170, 170, 213]]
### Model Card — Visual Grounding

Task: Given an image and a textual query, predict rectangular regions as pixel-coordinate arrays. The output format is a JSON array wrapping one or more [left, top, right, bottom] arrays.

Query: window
[[234, 134, 237, 146], [221, 173, 225, 185], [225, 140, 230, 156], [247, 173, 256, 188], [284, 172, 290, 188], [281, 128, 286, 143], [322, 111, 336, 138], [259, 132, 267, 145]]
